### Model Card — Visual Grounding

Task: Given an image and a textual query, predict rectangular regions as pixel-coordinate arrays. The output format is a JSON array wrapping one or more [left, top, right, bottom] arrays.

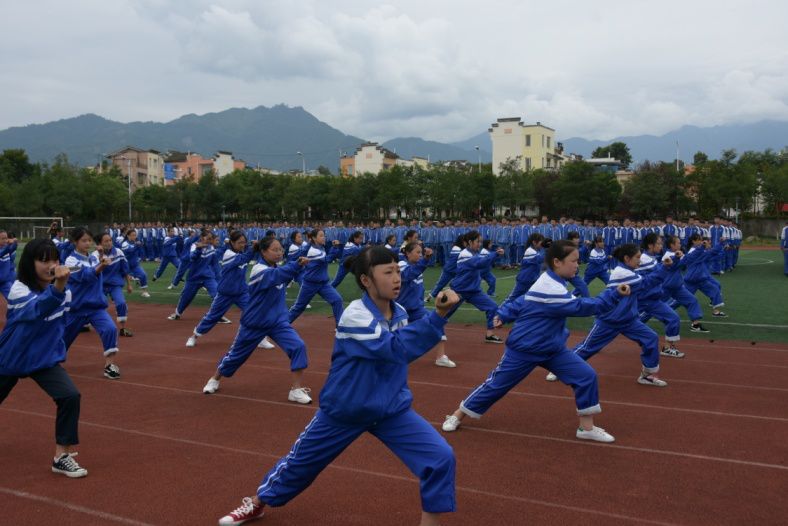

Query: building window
[[525, 158, 531, 170], [541, 135, 545, 147], [525, 135, 531, 147], [348, 165, 354, 175], [547, 137, 551, 149]]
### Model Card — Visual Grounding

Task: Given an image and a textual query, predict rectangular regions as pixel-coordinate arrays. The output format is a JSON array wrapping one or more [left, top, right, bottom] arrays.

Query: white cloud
[[0, 0, 787, 143]]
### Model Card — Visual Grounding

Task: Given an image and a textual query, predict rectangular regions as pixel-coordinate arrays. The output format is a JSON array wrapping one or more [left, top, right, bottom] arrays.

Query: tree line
[[0, 146, 785, 223]]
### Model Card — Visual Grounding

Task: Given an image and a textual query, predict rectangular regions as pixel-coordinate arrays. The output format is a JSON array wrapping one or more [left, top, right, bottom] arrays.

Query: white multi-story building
[[489, 117, 561, 175]]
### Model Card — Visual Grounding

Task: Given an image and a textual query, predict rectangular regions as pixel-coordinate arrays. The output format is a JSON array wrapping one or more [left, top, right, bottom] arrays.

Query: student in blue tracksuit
[[170, 228, 201, 289], [442, 240, 628, 443], [288, 229, 344, 325], [384, 234, 399, 257], [202, 236, 312, 403], [0, 230, 18, 299], [331, 231, 363, 288], [782, 222, 788, 277], [153, 226, 182, 282], [94, 232, 133, 337], [682, 234, 728, 318], [399, 242, 454, 368], [168, 229, 219, 320], [661, 235, 709, 333], [216, 245, 458, 526], [635, 233, 684, 358], [501, 232, 544, 306], [186, 231, 257, 347], [479, 239, 497, 296], [562, 243, 670, 387], [427, 234, 465, 302], [121, 229, 151, 298], [445, 231, 505, 344], [62, 227, 121, 379], [0, 239, 88, 478], [565, 232, 591, 298], [583, 236, 610, 286]]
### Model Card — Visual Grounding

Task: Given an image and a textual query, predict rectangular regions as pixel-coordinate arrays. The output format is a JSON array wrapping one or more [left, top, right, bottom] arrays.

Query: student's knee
[[57, 388, 81, 409]]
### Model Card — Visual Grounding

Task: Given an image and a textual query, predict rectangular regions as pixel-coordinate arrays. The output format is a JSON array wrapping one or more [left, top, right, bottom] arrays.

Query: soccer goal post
[[0, 217, 64, 240]]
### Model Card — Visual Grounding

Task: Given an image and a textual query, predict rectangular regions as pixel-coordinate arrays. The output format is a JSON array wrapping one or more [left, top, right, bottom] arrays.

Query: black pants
[[0, 364, 81, 446]]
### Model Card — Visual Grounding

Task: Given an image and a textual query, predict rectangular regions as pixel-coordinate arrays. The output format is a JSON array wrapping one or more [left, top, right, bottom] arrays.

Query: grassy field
[[124, 248, 788, 344]]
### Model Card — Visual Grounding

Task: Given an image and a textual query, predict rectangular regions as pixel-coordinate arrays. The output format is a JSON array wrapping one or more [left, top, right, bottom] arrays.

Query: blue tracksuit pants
[[176, 278, 218, 316], [573, 318, 660, 373], [639, 300, 681, 342], [481, 269, 496, 295], [446, 290, 497, 329], [257, 408, 456, 513], [288, 281, 344, 324], [0, 280, 12, 299], [583, 268, 610, 286], [685, 278, 724, 308], [103, 285, 128, 321], [63, 309, 119, 356], [330, 265, 350, 289], [429, 270, 455, 298], [195, 291, 249, 336], [502, 279, 535, 307], [154, 255, 181, 280], [662, 285, 703, 321], [460, 347, 601, 418], [217, 321, 307, 377], [171, 257, 190, 286], [128, 265, 148, 288], [784, 249, 788, 275]]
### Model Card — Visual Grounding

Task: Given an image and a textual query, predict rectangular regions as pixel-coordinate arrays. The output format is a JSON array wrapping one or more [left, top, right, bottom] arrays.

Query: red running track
[[1, 303, 787, 525]]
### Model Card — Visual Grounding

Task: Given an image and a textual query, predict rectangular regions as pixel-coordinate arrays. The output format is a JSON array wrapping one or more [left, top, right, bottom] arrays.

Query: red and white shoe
[[218, 497, 264, 525]]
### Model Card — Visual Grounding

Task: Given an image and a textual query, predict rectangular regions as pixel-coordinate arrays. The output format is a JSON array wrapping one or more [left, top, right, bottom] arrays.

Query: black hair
[[344, 245, 398, 291], [689, 233, 703, 243], [613, 243, 640, 261], [525, 232, 544, 247], [125, 228, 137, 239], [482, 239, 492, 250], [17, 239, 60, 292], [265, 229, 276, 238], [94, 232, 112, 245], [545, 240, 577, 270], [308, 229, 323, 242], [200, 228, 213, 239], [641, 232, 660, 250], [70, 226, 92, 243], [256, 234, 280, 254], [229, 230, 247, 244], [404, 229, 418, 241], [454, 234, 466, 247], [567, 231, 580, 241], [290, 231, 301, 242], [350, 231, 363, 244], [594, 236, 605, 244], [464, 230, 480, 243], [665, 235, 679, 247], [385, 234, 397, 245], [403, 241, 421, 254]]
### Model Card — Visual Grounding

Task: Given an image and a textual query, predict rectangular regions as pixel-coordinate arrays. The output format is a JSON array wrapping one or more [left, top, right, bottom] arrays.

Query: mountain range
[[0, 105, 784, 172]]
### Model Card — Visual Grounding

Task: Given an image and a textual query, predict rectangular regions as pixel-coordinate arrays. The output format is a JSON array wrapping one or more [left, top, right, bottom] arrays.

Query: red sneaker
[[218, 497, 265, 525]]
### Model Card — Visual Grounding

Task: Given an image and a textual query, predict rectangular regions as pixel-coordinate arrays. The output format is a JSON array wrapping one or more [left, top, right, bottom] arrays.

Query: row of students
[[0, 230, 18, 299]]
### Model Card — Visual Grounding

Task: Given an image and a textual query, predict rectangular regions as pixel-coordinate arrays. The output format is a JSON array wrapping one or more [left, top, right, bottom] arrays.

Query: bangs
[[366, 245, 397, 267], [34, 242, 60, 263]]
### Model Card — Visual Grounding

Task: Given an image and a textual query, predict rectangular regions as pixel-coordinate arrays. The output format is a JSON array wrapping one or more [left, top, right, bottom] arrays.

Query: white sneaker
[[442, 415, 461, 432], [305, 304, 312, 309], [167, 313, 180, 321], [166, 284, 174, 290], [218, 317, 232, 324], [576, 426, 615, 443], [203, 378, 220, 394], [545, 372, 558, 382], [186, 335, 197, 348], [257, 337, 275, 349], [637, 373, 668, 387], [288, 387, 312, 404], [440, 334, 448, 341], [435, 355, 456, 368], [140, 291, 151, 298]]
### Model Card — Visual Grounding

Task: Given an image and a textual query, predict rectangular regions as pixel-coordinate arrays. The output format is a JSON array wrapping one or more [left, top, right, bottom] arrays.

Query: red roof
[[782, 203, 788, 212]]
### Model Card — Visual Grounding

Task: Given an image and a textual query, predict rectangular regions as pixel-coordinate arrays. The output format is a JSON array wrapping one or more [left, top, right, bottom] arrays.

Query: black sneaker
[[79, 325, 91, 333], [218, 317, 232, 324], [52, 453, 88, 478], [660, 346, 685, 358], [484, 334, 504, 344], [690, 323, 710, 333], [104, 364, 121, 379], [167, 313, 181, 321], [712, 311, 727, 318], [119, 328, 134, 337], [151, 276, 157, 282]]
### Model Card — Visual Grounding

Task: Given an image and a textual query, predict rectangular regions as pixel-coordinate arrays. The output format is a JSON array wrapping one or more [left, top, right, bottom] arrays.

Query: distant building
[[107, 147, 165, 189], [340, 142, 399, 176], [162, 151, 245, 184], [489, 117, 563, 175], [585, 157, 622, 174]]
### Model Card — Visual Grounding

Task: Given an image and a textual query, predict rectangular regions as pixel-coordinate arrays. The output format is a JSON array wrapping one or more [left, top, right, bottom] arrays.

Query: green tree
[[592, 142, 632, 169]]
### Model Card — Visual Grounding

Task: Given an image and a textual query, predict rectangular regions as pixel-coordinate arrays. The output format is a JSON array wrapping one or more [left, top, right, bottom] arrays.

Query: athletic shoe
[[712, 311, 727, 318], [660, 346, 685, 358], [79, 325, 91, 333], [288, 387, 312, 404], [119, 328, 134, 337], [186, 335, 197, 348], [167, 313, 180, 321], [425, 294, 433, 303], [442, 415, 461, 432], [435, 355, 456, 368], [218, 497, 264, 526], [151, 276, 157, 282], [203, 378, 220, 394], [166, 284, 175, 290], [690, 323, 709, 333], [545, 372, 558, 382], [104, 364, 121, 380], [140, 291, 151, 298], [484, 334, 504, 344], [52, 452, 88, 478], [218, 317, 232, 324], [637, 372, 667, 387], [576, 426, 615, 443], [305, 304, 312, 309], [440, 334, 448, 341], [257, 337, 275, 349]]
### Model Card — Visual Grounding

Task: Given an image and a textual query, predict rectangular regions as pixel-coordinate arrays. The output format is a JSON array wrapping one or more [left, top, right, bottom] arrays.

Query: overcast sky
[[2, 0, 786, 143]]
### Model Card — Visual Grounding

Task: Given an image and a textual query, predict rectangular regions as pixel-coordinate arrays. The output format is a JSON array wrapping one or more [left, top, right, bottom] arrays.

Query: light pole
[[475, 146, 481, 173], [120, 155, 133, 221], [297, 151, 305, 175]]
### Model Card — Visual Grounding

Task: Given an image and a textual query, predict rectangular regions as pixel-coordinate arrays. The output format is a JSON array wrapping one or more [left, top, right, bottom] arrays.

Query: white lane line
[[0, 487, 156, 526]]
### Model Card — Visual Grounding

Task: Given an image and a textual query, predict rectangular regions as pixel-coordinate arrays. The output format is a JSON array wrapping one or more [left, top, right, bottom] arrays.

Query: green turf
[[126, 249, 788, 344]]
